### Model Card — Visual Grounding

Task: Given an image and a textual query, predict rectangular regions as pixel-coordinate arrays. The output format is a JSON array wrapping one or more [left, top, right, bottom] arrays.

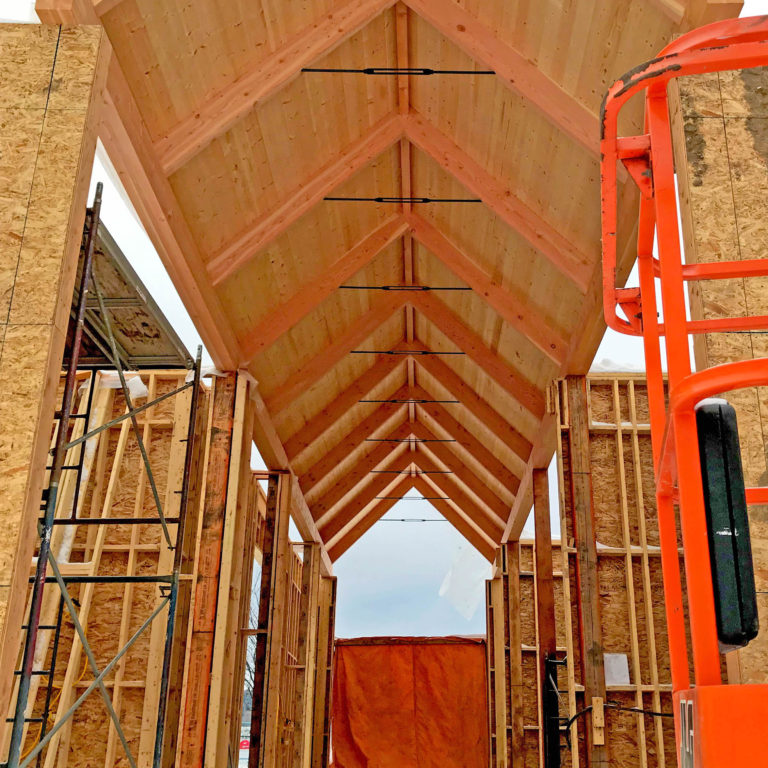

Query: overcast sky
[[3, 0, 766, 636]]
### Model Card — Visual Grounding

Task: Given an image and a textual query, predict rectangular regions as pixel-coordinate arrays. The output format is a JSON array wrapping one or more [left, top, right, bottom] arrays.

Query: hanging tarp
[[331, 637, 488, 768]]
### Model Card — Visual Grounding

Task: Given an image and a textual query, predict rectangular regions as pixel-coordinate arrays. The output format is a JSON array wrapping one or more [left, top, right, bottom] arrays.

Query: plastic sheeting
[[331, 637, 489, 768]]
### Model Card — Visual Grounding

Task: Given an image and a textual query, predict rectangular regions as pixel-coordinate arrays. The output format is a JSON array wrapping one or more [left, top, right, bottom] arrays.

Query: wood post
[[533, 470, 558, 767], [250, 472, 292, 768], [502, 543, 524, 768], [565, 376, 607, 768], [311, 576, 337, 768], [179, 374, 238, 768]]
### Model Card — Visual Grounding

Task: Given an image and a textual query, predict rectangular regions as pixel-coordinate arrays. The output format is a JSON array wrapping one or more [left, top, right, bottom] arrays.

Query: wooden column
[[311, 576, 336, 768], [565, 376, 607, 767], [0, 24, 107, 722], [502, 543, 524, 768], [533, 470, 558, 767], [250, 471, 292, 768], [671, 69, 768, 685], [205, 374, 257, 768], [179, 374, 238, 768], [487, 569, 507, 768]]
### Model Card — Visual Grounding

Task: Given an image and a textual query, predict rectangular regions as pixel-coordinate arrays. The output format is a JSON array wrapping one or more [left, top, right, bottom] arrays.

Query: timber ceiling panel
[[91, 0, 743, 561]]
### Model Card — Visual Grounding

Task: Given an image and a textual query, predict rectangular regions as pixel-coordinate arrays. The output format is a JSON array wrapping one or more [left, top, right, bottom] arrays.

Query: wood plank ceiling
[[68, 0, 742, 561]]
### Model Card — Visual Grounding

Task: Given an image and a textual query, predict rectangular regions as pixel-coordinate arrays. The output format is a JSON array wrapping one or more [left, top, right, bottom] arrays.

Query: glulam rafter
[[413, 476, 497, 561], [413, 451, 505, 539], [319, 456, 414, 541], [403, 112, 593, 292], [207, 112, 404, 286], [312, 429, 413, 522], [239, 215, 409, 362], [154, 0, 399, 175], [409, 290, 545, 417], [402, 0, 601, 159], [299, 389, 410, 493], [326, 475, 415, 559], [283, 352, 408, 462], [410, 345, 533, 458], [410, 422, 512, 519], [264, 291, 407, 414], [407, 213, 568, 365], [410, 391, 521, 496]]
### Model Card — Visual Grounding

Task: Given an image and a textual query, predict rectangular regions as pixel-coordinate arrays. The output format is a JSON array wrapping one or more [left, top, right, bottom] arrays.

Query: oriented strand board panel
[[0, 24, 106, 724], [555, 376, 680, 768], [671, 68, 768, 685]]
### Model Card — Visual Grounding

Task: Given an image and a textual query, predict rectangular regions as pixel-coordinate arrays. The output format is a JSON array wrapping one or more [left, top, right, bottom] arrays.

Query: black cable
[[351, 350, 464, 356], [562, 701, 673, 751], [360, 398, 459, 404], [339, 285, 471, 291], [302, 67, 495, 76], [325, 196, 481, 203]]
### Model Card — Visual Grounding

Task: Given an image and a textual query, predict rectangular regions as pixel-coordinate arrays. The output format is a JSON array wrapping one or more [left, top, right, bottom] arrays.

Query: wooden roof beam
[[312, 422, 413, 520], [264, 290, 407, 414], [413, 477, 496, 562], [239, 215, 408, 362], [414, 451, 505, 540], [207, 112, 403, 285], [248, 380, 333, 574], [100, 59, 240, 370], [320, 456, 414, 541], [403, 112, 593, 292], [284, 351, 407, 462], [407, 213, 568, 365], [409, 290, 545, 417], [155, 0, 398, 175], [402, 0, 599, 158], [410, 421, 512, 518], [327, 481, 411, 561], [410, 386, 521, 495], [300, 387, 410, 493], [409, 342, 532, 459]]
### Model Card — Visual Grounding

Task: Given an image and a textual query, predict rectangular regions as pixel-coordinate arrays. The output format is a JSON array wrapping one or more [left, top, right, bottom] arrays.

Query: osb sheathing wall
[[555, 376, 680, 768], [670, 68, 768, 684], [0, 23, 107, 721]]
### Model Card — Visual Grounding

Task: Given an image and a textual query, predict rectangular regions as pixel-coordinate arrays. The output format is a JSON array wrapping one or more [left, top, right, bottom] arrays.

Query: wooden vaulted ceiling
[[46, 0, 741, 562]]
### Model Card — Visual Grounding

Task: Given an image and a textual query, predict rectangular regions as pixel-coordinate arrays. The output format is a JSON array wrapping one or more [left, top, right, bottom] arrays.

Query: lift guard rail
[[601, 15, 768, 767]]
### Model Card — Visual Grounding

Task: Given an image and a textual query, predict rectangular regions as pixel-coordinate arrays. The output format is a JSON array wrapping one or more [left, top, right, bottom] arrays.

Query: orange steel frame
[[601, 16, 768, 767]]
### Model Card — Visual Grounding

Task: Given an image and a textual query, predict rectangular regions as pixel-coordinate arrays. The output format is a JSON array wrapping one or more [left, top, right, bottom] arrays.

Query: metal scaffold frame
[[2, 184, 203, 768]]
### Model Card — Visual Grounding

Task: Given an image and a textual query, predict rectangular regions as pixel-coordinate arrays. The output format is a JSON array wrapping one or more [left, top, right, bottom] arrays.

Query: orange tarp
[[331, 637, 489, 768]]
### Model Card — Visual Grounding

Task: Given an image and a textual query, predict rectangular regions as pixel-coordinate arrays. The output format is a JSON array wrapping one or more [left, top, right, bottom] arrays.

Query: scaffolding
[[2, 185, 203, 768]]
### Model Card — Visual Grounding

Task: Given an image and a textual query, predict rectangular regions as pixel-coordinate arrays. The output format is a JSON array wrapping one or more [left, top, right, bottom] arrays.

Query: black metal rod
[[365, 438, 455, 442], [370, 469, 454, 474], [374, 496, 450, 500], [153, 346, 202, 768], [302, 66, 495, 75], [325, 196, 481, 203], [360, 399, 459, 404], [69, 373, 97, 521], [6, 183, 102, 768], [351, 350, 464, 355], [339, 285, 471, 291]]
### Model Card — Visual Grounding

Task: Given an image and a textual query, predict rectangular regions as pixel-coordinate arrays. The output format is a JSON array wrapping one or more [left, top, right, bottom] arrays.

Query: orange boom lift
[[601, 15, 768, 767]]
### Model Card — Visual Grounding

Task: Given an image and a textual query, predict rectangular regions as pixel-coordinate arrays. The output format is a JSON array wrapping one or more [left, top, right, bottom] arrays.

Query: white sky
[[3, 0, 767, 636]]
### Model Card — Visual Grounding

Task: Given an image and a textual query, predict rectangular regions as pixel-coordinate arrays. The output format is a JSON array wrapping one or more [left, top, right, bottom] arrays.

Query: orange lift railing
[[601, 15, 768, 767]]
